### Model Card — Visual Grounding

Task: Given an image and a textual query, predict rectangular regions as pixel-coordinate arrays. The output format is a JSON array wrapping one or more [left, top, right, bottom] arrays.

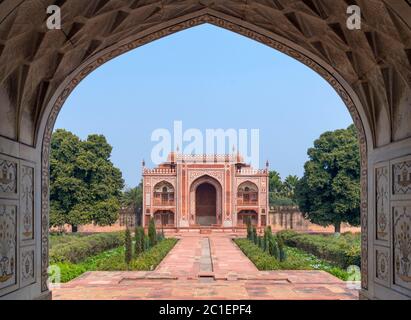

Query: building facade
[[142, 153, 269, 229]]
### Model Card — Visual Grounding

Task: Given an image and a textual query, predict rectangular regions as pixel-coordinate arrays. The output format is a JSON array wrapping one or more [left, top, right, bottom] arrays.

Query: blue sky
[[55, 24, 353, 188]]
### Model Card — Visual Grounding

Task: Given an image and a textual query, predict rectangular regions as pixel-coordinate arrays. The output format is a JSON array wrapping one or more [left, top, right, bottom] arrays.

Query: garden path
[[53, 233, 359, 300]]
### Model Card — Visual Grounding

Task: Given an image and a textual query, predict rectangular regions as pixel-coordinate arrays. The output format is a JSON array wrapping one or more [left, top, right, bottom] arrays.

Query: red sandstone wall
[[50, 221, 127, 233]]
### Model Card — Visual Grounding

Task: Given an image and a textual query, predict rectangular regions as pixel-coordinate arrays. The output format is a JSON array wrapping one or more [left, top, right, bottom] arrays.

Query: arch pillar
[[364, 138, 411, 299], [0, 3, 409, 300], [0, 137, 50, 300]]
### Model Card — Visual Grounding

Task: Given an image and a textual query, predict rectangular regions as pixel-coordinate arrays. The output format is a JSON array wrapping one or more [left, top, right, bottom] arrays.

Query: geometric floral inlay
[[0, 204, 17, 289], [393, 161, 411, 195], [20, 166, 34, 241], [20, 247, 35, 286], [376, 250, 389, 282], [376, 166, 389, 241], [0, 159, 17, 194], [393, 206, 411, 289]]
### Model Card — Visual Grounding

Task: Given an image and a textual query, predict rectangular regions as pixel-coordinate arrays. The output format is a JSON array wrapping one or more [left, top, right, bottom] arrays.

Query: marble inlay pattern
[[0, 204, 17, 290], [393, 205, 411, 290]]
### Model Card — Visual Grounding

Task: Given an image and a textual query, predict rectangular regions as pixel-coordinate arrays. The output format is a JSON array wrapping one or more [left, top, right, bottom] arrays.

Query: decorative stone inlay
[[376, 249, 389, 284], [20, 246, 35, 287], [40, 12, 369, 292], [393, 205, 411, 289], [20, 166, 34, 241], [0, 159, 17, 194], [376, 166, 389, 241], [188, 170, 224, 186], [0, 204, 17, 290], [393, 161, 411, 195]]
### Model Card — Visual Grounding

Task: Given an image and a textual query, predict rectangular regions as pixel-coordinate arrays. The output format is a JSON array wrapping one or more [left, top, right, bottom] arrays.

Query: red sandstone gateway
[[142, 153, 269, 230]]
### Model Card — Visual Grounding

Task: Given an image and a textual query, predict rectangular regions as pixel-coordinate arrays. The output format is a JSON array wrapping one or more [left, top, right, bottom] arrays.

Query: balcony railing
[[153, 199, 175, 206], [237, 199, 258, 205]]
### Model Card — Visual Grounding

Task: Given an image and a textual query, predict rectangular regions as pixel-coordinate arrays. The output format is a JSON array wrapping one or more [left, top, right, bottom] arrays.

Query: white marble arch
[[0, 1, 410, 300]]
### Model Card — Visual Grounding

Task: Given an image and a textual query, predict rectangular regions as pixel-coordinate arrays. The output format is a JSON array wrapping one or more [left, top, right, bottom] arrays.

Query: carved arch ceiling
[[0, 0, 410, 147]]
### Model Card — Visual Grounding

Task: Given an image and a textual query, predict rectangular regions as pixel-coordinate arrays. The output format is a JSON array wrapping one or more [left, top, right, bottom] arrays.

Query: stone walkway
[[53, 233, 359, 300]]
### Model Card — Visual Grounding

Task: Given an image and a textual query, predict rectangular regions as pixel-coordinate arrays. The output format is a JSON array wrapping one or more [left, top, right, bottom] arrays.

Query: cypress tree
[[148, 218, 157, 247], [269, 236, 279, 260], [252, 227, 258, 245], [263, 227, 272, 252], [125, 227, 132, 267], [258, 236, 262, 248], [135, 226, 144, 256], [246, 218, 252, 240], [277, 234, 287, 262]]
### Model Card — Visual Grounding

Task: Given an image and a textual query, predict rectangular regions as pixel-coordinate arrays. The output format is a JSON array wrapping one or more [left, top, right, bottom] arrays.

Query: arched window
[[154, 210, 175, 227], [153, 181, 175, 206], [237, 181, 258, 205], [238, 210, 258, 226]]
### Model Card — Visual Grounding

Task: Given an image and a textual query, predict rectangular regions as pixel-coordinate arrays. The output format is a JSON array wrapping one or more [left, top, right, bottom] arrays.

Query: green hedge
[[55, 238, 178, 282], [50, 232, 125, 264], [96, 238, 178, 271], [277, 230, 361, 268], [234, 238, 281, 270], [234, 238, 351, 280], [49, 233, 89, 249]]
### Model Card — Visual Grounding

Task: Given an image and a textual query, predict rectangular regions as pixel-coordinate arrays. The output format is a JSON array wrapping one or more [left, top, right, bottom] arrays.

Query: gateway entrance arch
[[0, 1, 410, 300]]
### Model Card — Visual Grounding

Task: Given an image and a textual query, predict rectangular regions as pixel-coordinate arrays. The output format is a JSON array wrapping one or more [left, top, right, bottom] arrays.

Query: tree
[[295, 125, 360, 233], [252, 227, 258, 245], [148, 218, 157, 247], [121, 182, 143, 226], [246, 217, 252, 240], [134, 226, 145, 256], [268, 171, 298, 206], [269, 170, 283, 195], [125, 228, 132, 267], [282, 175, 299, 201], [49, 129, 124, 232]]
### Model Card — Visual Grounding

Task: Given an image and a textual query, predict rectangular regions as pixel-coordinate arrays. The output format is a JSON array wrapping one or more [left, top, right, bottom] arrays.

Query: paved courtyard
[[53, 233, 359, 300]]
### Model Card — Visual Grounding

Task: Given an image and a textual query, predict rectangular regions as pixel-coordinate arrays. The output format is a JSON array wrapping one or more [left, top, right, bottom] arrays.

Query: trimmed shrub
[[144, 235, 150, 251], [258, 236, 262, 249], [277, 234, 287, 262], [263, 227, 272, 252], [268, 236, 279, 259], [148, 219, 157, 247], [134, 227, 145, 256], [252, 227, 258, 245], [125, 228, 132, 266], [49, 232, 124, 264], [246, 218, 252, 240]]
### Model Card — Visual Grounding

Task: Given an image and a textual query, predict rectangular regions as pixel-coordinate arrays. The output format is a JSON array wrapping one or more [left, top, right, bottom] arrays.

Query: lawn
[[234, 238, 355, 281]]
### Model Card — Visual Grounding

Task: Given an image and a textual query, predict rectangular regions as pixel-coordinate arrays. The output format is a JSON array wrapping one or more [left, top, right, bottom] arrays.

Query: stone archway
[[0, 1, 410, 300], [195, 183, 217, 226], [37, 11, 372, 296], [189, 175, 223, 227]]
